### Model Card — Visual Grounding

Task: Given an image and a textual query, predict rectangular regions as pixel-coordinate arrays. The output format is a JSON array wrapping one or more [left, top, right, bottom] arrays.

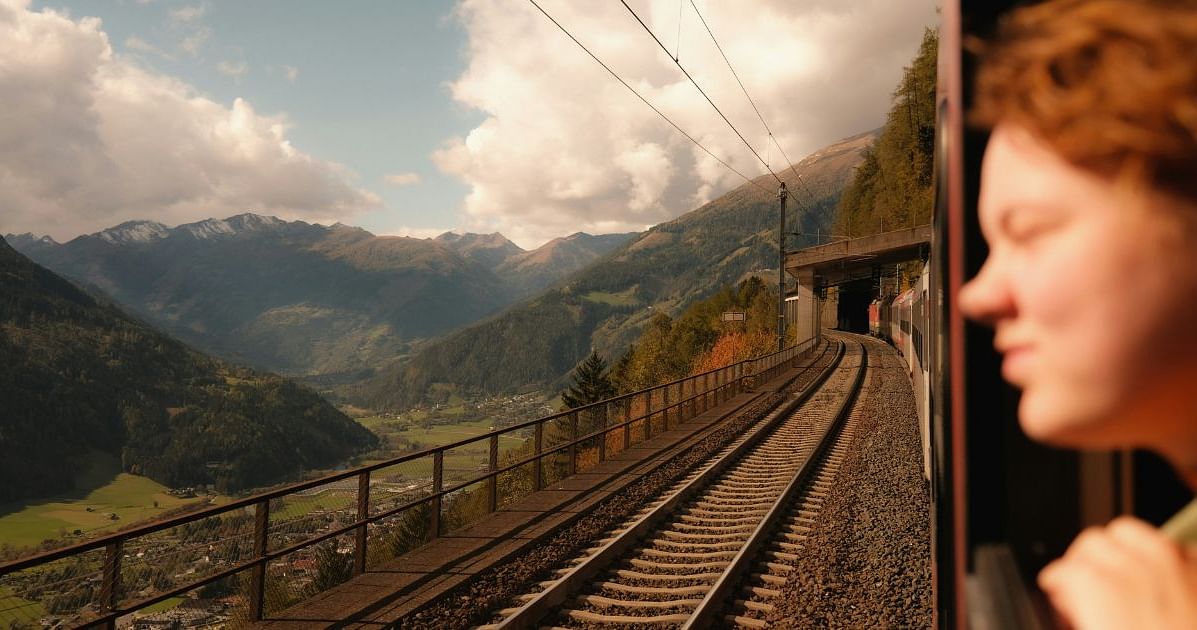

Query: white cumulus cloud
[[169, 3, 205, 24], [281, 64, 299, 82], [216, 59, 248, 79], [383, 172, 421, 187], [124, 35, 172, 59], [435, 0, 937, 248], [178, 25, 209, 56], [0, 0, 380, 241]]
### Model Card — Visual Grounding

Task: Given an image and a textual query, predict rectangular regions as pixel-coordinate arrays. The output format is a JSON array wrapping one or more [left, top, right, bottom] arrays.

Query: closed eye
[[1000, 209, 1065, 243]]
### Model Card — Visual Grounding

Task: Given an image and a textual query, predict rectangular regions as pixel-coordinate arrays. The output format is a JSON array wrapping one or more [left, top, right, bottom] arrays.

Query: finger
[[1106, 516, 1185, 570], [1039, 559, 1136, 630], [1064, 525, 1137, 576], [1038, 560, 1101, 628]]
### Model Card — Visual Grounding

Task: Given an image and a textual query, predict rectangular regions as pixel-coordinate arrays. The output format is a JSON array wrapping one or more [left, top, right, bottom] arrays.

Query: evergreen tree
[[609, 345, 636, 394], [306, 541, 354, 596], [561, 351, 617, 409]]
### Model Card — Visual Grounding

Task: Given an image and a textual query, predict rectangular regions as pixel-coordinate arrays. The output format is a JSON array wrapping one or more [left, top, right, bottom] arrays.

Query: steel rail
[[683, 339, 869, 628], [492, 340, 848, 629]]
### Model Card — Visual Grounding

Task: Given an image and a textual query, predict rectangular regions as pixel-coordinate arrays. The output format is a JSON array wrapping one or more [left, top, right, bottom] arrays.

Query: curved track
[[476, 335, 868, 629]]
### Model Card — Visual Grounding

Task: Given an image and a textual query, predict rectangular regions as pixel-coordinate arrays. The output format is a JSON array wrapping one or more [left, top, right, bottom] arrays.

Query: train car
[[890, 287, 913, 357], [878, 293, 895, 343], [868, 299, 880, 337]]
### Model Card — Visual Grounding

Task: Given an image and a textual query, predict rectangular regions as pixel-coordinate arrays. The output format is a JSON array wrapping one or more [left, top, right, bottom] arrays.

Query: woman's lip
[[1001, 346, 1032, 383]]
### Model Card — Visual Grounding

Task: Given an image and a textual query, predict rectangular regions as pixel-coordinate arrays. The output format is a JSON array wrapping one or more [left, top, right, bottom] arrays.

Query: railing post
[[663, 384, 671, 431], [627, 402, 636, 452], [599, 403, 608, 462], [431, 451, 443, 539], [644, 391, 654, 441], [99, 539, 122, 629], [569, 411, 579, 475], [249, 499, 269, 621], [488, 434, 499, 513], [354, 470, 370, 575], [703, 372, 710, 411], [533, 422, 544, 491]]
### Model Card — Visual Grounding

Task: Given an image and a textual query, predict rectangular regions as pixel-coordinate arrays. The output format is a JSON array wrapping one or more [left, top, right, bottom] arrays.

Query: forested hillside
[[497, 232, 640, 298], [353, 131, 874, 410], [0, 237, 378, 503], [834, 28, 937, 236], [9, 216, 635, 383], [609, 277, 785, 393]]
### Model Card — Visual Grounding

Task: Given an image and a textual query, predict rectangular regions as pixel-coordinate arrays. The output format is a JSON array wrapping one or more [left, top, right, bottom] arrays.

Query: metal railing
[[0, 337, 818, 629]]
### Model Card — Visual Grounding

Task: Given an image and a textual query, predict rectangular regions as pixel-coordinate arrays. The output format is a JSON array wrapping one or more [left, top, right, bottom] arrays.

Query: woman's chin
[[1017, 392, 1118, 449]]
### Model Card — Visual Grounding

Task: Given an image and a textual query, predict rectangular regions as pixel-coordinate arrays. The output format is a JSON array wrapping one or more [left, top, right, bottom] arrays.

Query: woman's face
[[959, 124, 1197, 455]]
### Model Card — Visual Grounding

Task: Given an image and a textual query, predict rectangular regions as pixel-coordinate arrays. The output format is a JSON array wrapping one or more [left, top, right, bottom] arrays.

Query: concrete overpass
[[785, 224, 932, 339]]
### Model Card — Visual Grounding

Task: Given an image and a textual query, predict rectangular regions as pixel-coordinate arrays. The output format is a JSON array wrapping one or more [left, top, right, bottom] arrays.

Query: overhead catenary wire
[[687, 0, 821, 206], [526, 0, 771, 195], [675, 0, 683, 61], [620, 0, 783, 186]]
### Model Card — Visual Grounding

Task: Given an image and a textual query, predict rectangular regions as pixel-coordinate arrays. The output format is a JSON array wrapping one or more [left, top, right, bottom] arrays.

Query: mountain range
[[6, 130, 874, 414], [351, 130, 877, 409], [7, 217, 635, 382], [0, 236, 378, 503]]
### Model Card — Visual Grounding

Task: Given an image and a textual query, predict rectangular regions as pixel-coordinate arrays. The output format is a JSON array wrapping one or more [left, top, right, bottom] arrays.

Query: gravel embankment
[[398, 343, 838, 629], [766, 336, 931, 628]]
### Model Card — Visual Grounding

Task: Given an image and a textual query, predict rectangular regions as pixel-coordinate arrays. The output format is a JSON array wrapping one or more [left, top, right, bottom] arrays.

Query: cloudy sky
[[1, 0, 937, 249]]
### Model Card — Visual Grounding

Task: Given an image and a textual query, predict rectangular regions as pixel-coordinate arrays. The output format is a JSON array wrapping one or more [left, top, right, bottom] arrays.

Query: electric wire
[[687, 0, 821, 207], [526, 0, 771, 194], [620, 0, 783, 186], [675, 0, 683, 61]]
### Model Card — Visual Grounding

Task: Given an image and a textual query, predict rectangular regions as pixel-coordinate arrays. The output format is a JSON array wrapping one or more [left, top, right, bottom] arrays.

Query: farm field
[[0, 453, 217, 550], [355, 415, 530, 484], [0, 586, 46, 626], [0, 399, 553, 554]]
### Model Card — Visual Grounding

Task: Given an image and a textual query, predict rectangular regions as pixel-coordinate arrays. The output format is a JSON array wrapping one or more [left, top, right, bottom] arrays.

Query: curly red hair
[[971, 0, 1197, 201]]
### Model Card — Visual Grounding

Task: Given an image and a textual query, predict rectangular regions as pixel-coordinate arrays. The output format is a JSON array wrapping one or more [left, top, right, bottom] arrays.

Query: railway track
[[476, 335, 868, 629]]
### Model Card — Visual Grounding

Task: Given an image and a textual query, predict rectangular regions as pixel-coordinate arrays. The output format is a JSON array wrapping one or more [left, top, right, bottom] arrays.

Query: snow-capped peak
[[227, 213, 284, 229], [181, 218, 236, 239], [180, 213, 286, 239], [95, 221, 170, 244], [3, 233, 59, 248]]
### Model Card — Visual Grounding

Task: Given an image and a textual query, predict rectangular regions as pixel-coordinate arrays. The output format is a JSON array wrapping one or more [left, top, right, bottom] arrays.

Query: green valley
[[0, 236, 378, 511], [0, 453, 223, 551]]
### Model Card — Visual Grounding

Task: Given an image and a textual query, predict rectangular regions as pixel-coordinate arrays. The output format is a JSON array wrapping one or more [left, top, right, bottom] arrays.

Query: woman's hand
[[1039, 516, 1197, 629]]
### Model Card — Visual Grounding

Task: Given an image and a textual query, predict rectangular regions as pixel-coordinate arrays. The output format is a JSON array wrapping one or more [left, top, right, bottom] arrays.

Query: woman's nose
[[958, 258, 1016, 326]]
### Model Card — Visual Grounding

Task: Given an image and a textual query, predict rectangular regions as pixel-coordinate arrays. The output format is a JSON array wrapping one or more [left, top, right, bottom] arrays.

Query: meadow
[[0, 396, 549, 554], [355, 414, 529, 484], [0, 452, 214, 550]]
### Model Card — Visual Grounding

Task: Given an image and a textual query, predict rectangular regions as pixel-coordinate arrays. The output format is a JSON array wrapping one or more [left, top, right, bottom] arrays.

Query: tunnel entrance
[[835, 278, 873, 333]]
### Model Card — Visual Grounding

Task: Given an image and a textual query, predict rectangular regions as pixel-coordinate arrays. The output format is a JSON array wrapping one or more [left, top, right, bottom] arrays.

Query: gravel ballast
[[766, 336, 932, 628]]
